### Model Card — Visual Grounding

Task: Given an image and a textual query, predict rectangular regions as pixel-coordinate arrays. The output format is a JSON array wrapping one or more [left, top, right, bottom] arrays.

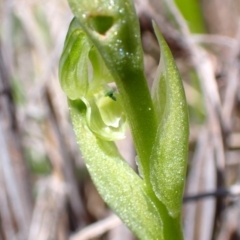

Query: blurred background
[[1, 0, 240, 239]]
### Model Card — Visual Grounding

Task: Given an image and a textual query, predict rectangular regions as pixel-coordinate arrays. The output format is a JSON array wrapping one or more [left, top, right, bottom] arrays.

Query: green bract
[[59, 0, 189, 239], [150, 23, 189, 218]]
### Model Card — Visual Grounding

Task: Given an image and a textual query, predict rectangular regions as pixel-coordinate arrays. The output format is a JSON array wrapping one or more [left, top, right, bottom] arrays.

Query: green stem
[[147, 187, 184, 240]]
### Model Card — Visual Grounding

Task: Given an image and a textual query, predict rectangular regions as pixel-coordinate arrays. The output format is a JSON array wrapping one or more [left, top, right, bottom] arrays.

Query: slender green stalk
[[174, 0, 206, 33]]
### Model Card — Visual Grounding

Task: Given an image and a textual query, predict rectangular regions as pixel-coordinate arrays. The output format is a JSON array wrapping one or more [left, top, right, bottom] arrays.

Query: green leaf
[[150, 22, 189, 218], [69, 99, 164, 240]]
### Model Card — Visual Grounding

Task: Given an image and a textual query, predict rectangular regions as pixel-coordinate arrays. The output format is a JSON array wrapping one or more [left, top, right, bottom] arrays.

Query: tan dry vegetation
[[1, 0, 240, 239]]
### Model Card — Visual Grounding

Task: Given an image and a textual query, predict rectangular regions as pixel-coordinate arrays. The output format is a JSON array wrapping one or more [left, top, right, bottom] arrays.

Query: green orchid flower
[[59, 18, 127, 141]]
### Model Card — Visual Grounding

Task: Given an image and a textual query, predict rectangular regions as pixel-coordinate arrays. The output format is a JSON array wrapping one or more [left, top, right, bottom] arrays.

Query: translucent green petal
[[97, 94, 123, 128], [81, 87, 126, 141], [59, 18, 91, 100], [88, 46, 114, 93]]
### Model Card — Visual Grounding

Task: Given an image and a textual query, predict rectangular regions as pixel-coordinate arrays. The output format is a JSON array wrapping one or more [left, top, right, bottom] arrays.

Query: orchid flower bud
[[59, 18, 127, 141]]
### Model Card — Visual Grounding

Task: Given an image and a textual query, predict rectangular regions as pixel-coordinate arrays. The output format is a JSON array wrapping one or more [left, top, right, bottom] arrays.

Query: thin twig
[[184, 185, 240, 202], [222, 22, 240, 132], [69, 214, 122, 240], [191, 34, 238, 48]]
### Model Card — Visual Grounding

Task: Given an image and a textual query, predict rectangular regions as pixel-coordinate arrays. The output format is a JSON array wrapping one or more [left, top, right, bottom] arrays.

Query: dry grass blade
[[222, 23, 240, 132], [69, 215, 122, 240], [0, 46, 33, 239], [28, 177, 67, 240]]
